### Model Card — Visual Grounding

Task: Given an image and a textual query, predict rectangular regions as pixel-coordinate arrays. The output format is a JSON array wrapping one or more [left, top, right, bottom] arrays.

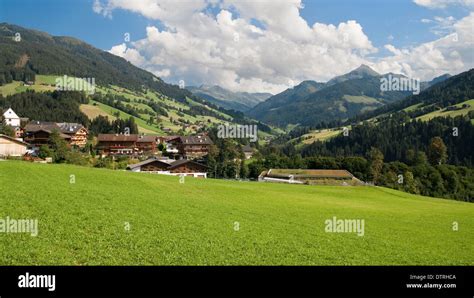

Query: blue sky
[[1, 0, 472, 93], [1, 0, 469, 51]]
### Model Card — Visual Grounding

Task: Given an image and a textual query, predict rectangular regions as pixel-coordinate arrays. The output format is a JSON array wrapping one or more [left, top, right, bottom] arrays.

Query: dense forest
[[0, 90, 89, 124], [88, 115, 139, 136], [0, 23, 194, 101], [300, 115, 474, 167], [236, 114, 474, 201], [0, 91, 139, 137]]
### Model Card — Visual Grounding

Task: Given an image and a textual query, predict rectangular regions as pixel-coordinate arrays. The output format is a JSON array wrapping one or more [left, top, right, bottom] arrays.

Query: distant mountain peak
[[327, 64, 380, 86], [188, 84, 272, 112], [351, 64, 380, 76]]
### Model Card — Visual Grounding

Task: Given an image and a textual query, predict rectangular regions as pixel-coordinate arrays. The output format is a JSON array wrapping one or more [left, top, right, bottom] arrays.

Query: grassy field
[[0, 161, 472, 265], [416, 99, 474, 122], [300, 129, 343, 145], [83, 100, 161, 134], [80, 103, 116, 120]]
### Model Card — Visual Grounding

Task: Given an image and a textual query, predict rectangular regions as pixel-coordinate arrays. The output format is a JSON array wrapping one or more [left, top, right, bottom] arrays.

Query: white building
[[2, 108, 21, 127], [0, 134, 28, 157]]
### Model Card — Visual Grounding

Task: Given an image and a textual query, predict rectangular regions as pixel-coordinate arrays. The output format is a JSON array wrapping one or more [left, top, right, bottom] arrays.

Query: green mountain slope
[[0, 23, 189, 100], [353, 68, 474, 123], [248, 66, 453, 128], [187, 85, 271, 112], [0, 23, 276, 136], [247, 80, 326, 124], [250, 70, 411, 127]]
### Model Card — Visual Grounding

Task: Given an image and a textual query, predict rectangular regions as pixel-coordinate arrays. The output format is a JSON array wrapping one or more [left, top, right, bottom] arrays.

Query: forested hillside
[[249, 65, 412, 127], [0, 23, 192, 101], [187, 85, 271, 112], [352, 69, 474, 123]]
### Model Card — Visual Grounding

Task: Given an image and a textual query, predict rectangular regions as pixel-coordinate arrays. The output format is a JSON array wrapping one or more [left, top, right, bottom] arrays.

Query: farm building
[[24, 121, 88, 148], [127, 157, 208, 178], [0, 134, 29, 157], [96, 134, 140, 156], [96, 134, 213, 159], [2, 108, 21, 127], [258, 169, 363, 185], [96, 134, 158, 156], [2, 108, 25, 138], [177, 135, 213, 159]]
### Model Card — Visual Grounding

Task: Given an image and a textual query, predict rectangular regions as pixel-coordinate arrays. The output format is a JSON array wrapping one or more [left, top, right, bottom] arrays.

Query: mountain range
[[0, 22, 459, 133], [0, 23, 269, 136], [248, 65, 452, 127], [187, 85, 271, 112]]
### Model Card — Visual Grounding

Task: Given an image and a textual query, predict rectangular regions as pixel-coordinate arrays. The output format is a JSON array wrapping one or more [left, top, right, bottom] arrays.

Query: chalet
[[127, 157, 208, 178], [0, 134, 28, 157], [56, 122, 88, 147], [177, 135, 213, 158], [96, 134, 139, 156], [96, 134, 159, 156], [136, 135, 157, 154], [24, 121, 88, 148], [258, 169, 363, 186], [157, 136, 180, 156]]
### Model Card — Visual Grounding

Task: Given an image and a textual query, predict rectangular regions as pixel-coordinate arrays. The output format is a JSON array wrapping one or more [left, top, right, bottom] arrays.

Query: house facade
[[96, 134, 140, 156], [0, 134, 28, 157], [24, 121, 88, 149], [56, 123, 88, 147], [127, 157, 208, 178], [176, 135, 213, 159], [2, 108, 20, 127]]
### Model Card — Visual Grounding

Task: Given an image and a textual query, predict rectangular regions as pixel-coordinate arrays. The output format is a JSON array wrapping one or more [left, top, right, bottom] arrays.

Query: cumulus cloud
[[414, 0, 474, 9], [372, 12, 474, 80], [94, 0, 473, 93]]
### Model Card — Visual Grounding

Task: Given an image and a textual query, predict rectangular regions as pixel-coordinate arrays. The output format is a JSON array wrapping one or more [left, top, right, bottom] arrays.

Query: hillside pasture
[[0, 161, 472, 266]]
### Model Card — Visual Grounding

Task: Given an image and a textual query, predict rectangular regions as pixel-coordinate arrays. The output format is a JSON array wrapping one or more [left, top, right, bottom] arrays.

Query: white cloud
[[96, 0, 474, 93], [414, 0, 474, 9], [372, 12, 474, 80], [424, 16, 458, 36], [109, 43, 145, 66]]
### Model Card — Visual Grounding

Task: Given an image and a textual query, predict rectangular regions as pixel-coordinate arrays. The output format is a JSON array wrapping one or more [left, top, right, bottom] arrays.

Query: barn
[[0, 134, 29, 157]]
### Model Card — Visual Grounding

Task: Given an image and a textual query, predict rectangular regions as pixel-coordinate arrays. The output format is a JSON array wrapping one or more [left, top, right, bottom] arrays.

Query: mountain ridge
[[187, 84, 271, 112]]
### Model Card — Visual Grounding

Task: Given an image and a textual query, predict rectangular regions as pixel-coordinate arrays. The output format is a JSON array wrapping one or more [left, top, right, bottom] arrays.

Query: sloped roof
[[168, 159, 208, 170], [97, 134, 139, 142], [56, 122, 87, 134], [180, 135, 213, 145], [25, 121, 85, 135], [2, 108, 19, 119], [137, 135, 157, 143], [0, 134, 29, 146], [126, 157, 173, 170], [267, 169, 354, 179]]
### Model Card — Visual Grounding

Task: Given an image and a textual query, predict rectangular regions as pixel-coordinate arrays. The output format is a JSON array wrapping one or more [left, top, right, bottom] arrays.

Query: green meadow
[[0, 161, 472, 265]]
